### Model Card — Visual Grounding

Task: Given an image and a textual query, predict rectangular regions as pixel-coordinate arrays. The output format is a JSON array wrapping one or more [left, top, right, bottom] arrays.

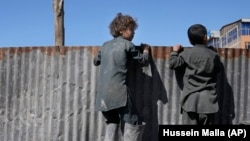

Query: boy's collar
[[195, 44, 207, 47]]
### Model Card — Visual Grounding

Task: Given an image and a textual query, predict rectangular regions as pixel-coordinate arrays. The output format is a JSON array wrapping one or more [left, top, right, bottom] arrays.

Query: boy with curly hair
[[94, 13, 149, 141]]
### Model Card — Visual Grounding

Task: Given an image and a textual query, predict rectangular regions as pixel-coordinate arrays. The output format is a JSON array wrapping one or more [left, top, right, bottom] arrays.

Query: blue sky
[[0, 0, 249, 47]]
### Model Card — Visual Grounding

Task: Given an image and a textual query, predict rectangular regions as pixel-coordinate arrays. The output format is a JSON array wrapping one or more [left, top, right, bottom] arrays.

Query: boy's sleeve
[[93, 50, 101, 66], [169, 52, 185, 69]]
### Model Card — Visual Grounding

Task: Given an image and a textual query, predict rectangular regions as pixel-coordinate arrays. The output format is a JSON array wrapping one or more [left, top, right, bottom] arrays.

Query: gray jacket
[[93, 36, 149, 111], [169, 44, 221, 113]]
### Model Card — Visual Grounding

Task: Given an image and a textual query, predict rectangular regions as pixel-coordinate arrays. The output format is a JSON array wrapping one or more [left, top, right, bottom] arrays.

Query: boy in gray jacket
[[169, 24, 221, 125], [94, 13, 149, 140]]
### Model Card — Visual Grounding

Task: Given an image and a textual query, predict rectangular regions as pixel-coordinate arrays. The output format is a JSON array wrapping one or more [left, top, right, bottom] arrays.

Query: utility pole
[[53, 0, 65, 46]]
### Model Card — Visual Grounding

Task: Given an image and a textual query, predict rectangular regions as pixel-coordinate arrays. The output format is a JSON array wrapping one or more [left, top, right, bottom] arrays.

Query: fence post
[[53, 0, 65, 46]]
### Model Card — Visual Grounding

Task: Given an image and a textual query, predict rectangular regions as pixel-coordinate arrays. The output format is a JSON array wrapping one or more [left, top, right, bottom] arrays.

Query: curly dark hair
[[109, 13, 138, 38]]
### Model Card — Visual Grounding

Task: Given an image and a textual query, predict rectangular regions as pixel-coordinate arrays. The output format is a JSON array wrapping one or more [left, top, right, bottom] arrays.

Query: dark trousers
[[102, 95, 142, 125], [182, 110, 216, 125]]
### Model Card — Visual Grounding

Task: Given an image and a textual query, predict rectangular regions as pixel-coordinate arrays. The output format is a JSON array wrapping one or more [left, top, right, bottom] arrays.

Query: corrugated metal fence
[[0, 46, 249, 141]]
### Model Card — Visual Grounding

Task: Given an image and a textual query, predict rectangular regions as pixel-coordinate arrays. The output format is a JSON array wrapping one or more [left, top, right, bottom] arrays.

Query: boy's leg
[[119, 93, 142, 125], [124, 122, 146, 141], [119, 95, 145, 141], [102, 109, 120, 124], [102, 109, 120, 141], [182, 110, 198, 125], [198, 113, 215, 125]]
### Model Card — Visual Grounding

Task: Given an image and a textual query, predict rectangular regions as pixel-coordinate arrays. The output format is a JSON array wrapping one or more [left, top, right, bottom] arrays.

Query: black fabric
[[102, 94, 142, 125], [182, 110, 215, 125]]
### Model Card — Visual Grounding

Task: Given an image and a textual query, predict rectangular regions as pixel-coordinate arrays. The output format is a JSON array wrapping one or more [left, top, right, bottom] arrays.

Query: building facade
[[208, 18, 250, 49]]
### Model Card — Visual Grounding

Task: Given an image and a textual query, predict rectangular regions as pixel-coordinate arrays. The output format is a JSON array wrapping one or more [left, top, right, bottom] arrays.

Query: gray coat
[[93, 37, 149, 111], [169, 44, 221, 114]]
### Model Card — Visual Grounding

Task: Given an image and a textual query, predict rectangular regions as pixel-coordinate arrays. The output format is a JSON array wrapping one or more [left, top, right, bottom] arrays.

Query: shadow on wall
[[127, 48, 168, 141], [215, 61, 235, 124], [174, 55, 235, 125]]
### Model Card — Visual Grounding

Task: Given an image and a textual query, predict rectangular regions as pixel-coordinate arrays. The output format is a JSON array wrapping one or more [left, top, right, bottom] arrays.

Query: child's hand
[[173, 44, 183, 52], [141, 43, 150, 53]]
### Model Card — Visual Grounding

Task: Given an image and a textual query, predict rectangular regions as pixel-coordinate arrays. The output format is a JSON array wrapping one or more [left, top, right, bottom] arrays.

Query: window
[[222, 36, 227, 46], [208, 38, 220, 48], [241, 23, 250, 35], [227, 28, 238, 44], [245, 42, 250, 49]]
